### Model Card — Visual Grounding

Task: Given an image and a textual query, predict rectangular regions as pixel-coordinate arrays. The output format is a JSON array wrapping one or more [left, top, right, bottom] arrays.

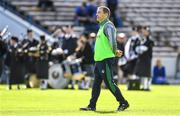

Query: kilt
[[36, 60, 49, 79], [9, 61, 25, 84]]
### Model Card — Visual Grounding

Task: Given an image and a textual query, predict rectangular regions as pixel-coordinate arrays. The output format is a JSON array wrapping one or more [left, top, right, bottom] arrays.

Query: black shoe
[[140, 88, 151, 91], [80, 106, 96, 111], [117, 101, 129, 111], [144, 88, 151, 91], [8, 86, 12, 90], [78, 87, 89, 90], [17, 85, 20, 90]]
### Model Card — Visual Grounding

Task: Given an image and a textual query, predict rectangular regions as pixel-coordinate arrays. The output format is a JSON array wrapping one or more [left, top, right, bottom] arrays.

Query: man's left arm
[[104, 23, 123, 57], [104, 23, 117, 54]]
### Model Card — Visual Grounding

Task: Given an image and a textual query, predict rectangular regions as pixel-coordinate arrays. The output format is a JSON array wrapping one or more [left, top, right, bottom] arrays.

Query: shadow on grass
[[95, 110, 117, 114]]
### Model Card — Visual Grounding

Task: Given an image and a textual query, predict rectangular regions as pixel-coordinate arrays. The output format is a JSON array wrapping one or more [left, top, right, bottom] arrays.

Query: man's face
[[96, 8, 107, 23], [28, 32, 33, 39], [117, 33, 126, 44], [10, 39, 15, 46], [156, 60, 161, 67], [117, 37, 126, 44], [142, 29, 150, 37]]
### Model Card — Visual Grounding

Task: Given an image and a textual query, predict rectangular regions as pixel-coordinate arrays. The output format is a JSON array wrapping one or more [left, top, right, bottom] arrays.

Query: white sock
[[148, 78, 152, 90], [40, 79, 47, 89], [72, 80, 75, 88], [85, 78, 91, 89], [143, 77, 149, 89]]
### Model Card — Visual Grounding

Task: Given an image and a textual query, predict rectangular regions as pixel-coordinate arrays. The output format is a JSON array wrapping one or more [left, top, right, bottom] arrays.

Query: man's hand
[[116, 50, 123, 57]]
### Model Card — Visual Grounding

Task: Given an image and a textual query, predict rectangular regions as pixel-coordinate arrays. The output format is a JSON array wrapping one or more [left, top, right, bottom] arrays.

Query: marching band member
[[134, 26, 154, 91], [5, 36, 25, 90], [36, 35, 51, 89], [21, 29, 39, 88]]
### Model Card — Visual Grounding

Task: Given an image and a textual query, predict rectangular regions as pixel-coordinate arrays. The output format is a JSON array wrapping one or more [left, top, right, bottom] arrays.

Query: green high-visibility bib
[[94, 21, 115, 61]]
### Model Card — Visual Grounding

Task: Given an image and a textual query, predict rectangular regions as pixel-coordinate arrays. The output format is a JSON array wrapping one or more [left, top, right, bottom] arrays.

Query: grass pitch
[[0, 85, 180, 116]]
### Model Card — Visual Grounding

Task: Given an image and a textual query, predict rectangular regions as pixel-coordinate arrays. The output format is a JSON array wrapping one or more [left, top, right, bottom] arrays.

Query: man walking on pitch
[[80, 6, 129, 112]]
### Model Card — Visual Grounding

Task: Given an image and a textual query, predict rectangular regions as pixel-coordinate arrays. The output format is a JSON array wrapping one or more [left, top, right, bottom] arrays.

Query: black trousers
[[88, 58, 126, 108], [0, 59, 3, 76]]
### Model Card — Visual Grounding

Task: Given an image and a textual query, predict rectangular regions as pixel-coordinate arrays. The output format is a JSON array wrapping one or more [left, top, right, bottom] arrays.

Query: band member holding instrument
[[0, 36, 7, 77], [62, 25, 78, 89], [134, 26, 154, 91], [36, 35, 50, 89], [5, 36, 25, 90], [75, 34, 94, 89], [121, 26, 142, 79], [21, 29, 39, 88]]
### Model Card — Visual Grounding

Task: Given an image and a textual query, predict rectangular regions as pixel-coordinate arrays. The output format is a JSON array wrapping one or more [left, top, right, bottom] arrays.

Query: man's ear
[[105, 14, 109, 18]]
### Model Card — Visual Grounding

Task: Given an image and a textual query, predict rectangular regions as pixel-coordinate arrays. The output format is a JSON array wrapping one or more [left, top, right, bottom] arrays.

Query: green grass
[[0, 85, 180, 116]]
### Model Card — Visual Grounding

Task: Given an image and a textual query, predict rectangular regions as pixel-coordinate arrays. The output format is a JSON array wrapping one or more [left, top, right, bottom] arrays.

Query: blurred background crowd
[[0, 0, 180, 90]]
